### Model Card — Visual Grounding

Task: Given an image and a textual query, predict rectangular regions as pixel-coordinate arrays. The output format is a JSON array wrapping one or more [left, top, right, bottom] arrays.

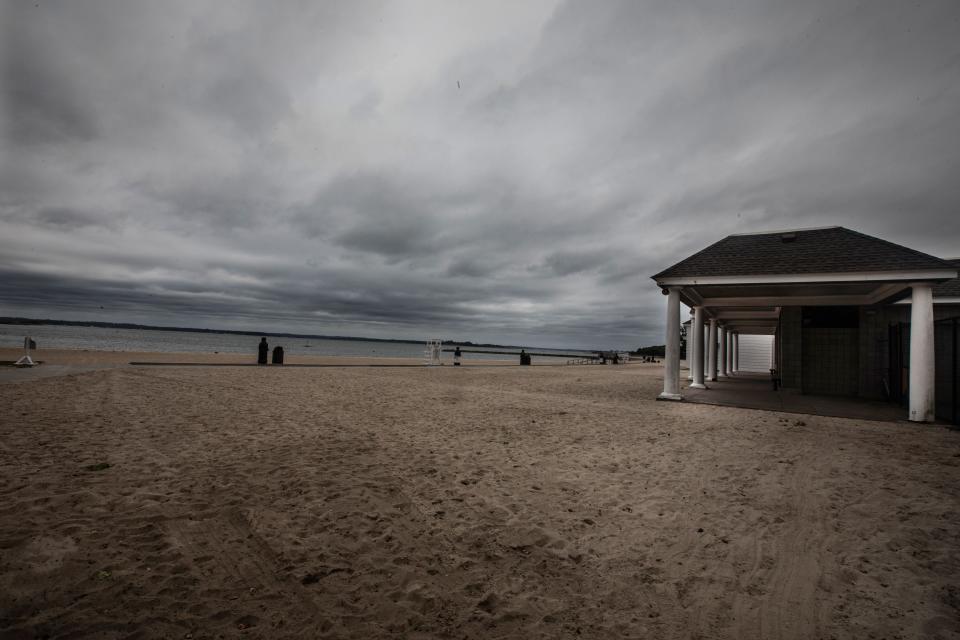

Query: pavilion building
[[650, 227, 959, 423]]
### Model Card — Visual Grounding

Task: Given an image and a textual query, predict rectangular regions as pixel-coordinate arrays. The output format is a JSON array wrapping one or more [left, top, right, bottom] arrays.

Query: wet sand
[[1, 350, 958, 639]]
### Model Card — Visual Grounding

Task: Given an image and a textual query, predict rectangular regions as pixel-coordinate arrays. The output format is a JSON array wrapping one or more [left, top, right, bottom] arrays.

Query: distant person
[[454, 346, 462, 366], [258, 337, 269, 365]]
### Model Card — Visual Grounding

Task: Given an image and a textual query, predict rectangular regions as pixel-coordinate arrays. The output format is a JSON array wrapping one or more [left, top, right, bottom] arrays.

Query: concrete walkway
[[682, 371, 908, 423]]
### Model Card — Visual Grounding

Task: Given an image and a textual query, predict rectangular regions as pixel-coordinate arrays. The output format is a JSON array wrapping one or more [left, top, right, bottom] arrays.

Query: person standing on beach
[[257, 337, 269, 365]]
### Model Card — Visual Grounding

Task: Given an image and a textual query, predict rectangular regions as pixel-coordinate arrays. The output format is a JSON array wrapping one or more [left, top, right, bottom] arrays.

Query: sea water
[[0, 323, 590, 362]]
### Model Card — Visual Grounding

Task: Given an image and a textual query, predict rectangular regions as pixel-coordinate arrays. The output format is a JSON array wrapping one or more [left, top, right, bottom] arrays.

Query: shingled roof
[[653, 227, 955, 280], [933, 259, 960, 298]]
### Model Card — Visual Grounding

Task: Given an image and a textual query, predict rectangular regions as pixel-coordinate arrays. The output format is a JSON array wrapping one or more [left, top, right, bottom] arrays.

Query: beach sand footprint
[[164, 509, 324, 633]]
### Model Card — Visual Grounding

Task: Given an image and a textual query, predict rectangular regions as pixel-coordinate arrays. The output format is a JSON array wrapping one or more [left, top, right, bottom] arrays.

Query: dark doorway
[[888, 322, 908, 405], [935, 317, 958, 425], [801, 306, 859, 396]]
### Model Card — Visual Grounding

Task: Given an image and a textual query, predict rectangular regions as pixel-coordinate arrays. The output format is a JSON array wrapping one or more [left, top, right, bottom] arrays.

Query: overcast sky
[[2, 1, 958, 349]]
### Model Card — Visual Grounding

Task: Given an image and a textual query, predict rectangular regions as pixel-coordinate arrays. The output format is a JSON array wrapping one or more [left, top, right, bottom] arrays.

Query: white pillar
[[909, 283, 935, 422], [771, 331, 777, 370], [733, 333, 739, 372], [729, 331, 734, 372], [659, 287, 683, 400], [727, 331, 734, 374], [691, 307, 706, 389], [775, 329, 781, 373], [703, 324, 710, 380], [719, 325, 728, 377], [708, 318, 718, 382], [720, 327, 730, 376], [687, 313, 695, 380]]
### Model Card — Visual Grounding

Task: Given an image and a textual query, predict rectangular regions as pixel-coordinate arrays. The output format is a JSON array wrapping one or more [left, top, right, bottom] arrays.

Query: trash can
[[272, 346, 284, 365]]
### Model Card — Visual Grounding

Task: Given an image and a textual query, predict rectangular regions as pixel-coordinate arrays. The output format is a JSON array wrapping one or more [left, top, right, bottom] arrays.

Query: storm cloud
[[1, 0, 958, 348]]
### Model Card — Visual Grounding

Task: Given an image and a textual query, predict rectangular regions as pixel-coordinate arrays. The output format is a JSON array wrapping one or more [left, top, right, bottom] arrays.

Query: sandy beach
[[1, 349, 958, 639]]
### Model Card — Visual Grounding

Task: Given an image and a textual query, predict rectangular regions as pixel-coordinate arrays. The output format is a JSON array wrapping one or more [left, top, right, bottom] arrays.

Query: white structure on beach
[[651, 227, 960, 424], [15, 336, 36, 367], [734, 334, 774, 373], [424, 339, 443, 365]]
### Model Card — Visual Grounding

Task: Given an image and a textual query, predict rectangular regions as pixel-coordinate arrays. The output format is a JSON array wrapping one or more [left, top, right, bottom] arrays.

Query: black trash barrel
[[257, 338, 269, 365], [272, 346, 284, 365]]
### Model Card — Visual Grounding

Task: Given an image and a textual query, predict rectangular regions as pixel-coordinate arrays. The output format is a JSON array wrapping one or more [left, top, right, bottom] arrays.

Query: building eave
[[895, 296, 960, 305], [654, 269, 958, 288]]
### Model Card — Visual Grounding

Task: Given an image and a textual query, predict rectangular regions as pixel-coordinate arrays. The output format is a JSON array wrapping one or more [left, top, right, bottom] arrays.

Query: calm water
[[0, 324, 591, 363]]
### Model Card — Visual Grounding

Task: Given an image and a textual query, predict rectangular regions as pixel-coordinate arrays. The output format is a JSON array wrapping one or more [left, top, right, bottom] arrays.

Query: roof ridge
[[727, 225, 840, 237]]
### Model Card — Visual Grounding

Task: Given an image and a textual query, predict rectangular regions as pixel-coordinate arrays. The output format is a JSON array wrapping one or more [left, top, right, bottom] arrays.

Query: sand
[[1, 349, 958, 639]]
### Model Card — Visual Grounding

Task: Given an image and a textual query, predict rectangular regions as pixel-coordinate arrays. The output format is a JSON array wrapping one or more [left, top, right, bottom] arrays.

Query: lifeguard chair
[[15, 337, 36, 367], [424, 339, 442, 366]]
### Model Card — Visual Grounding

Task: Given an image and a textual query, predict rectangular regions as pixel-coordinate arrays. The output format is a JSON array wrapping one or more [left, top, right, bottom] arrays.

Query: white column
[[691, 307, 706, 389], [703, 324, 709, 380], [719, 325, 728, 377], [909, 283, 935, 422], [729, 331, 734, 372], [659, 287, 683, 400], [775, 329, 781, 373], [771, 330, 777, 371], [708, 318, 718, 382], [727, 331, 734, 374], [733, 333, 739, 372], [687, 313, 695, 380]]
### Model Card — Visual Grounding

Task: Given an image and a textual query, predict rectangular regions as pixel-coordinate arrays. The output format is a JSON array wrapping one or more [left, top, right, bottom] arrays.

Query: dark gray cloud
[[2, 51, 100, 144], [34, 207, 122, 230], [542, 249, 609, 277], [1, 13, 100, 144], [1, 0, 959, 349]]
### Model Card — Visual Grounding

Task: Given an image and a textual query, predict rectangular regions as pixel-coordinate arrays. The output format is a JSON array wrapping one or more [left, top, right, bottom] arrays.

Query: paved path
[[682, 371, 908, 423]]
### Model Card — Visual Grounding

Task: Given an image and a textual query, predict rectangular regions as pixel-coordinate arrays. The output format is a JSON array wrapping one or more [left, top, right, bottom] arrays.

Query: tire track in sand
[[734, 446, 827, 640], [166, 508, 325, 631]]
